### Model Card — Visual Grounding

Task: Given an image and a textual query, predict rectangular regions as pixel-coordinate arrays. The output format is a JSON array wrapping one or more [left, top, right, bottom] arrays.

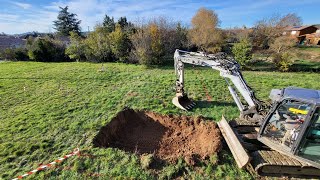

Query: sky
[[0, 0, 319, 34]]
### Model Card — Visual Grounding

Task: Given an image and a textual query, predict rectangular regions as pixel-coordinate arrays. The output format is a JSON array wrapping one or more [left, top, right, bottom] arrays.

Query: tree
[[130, 28, 152, 64], [175, 22, 189, 50], [117, 16, 136, 35], [278, 13, 302, 27], [109, 24, 131, 62], [53, 6, 81, 36], [83, 26, 113, 62], [232, 37, 252, 68], [102, 15, 115, 33], [149, 23, 164, 64], [118, 17, 129, 29], [189, 8, 224, 53], [65, 31, 85, 61], [251, 13, 302, 49]]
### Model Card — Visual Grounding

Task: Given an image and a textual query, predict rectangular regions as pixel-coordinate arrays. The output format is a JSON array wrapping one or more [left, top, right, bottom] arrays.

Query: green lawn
[[1, 61, 320, 179], [297, 46, 320, 52]]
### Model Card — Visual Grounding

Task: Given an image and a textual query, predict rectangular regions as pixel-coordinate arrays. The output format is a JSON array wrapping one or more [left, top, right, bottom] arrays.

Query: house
[[284, 25, 320, 45]]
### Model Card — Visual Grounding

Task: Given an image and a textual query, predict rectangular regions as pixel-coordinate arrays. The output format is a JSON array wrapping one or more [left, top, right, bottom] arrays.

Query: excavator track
[[230, 119, 320, 178], [251, 150, 320, 178]]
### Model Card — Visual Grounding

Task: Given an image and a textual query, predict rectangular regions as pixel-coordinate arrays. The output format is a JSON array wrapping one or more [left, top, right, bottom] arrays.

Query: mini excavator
[[172, 49, 320, 178]]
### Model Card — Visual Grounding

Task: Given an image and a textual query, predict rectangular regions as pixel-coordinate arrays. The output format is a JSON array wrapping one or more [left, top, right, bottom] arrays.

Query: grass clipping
[[93, 108, 222, 164]]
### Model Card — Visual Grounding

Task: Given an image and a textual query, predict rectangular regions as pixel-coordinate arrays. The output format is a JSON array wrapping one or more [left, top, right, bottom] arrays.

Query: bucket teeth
[[172, 95, 195, 111]]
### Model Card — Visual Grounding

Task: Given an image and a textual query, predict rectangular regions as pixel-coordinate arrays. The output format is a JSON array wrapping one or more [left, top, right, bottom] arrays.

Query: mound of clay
[[93, 108, 222, 162]]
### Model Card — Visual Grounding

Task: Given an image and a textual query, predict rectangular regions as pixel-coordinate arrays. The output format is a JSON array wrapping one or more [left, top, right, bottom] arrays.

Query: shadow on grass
[[153, 59, 320, 73], [194, 100, 236, 109], [290, 60, 320, 72], [247, 60, 320, 72]]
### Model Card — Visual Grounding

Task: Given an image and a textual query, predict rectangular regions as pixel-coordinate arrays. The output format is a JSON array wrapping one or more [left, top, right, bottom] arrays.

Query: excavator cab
[[258, 96, 320, 169]]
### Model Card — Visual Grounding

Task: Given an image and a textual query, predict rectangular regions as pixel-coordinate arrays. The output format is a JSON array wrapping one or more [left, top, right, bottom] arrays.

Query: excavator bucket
[[172, 95, 195, 111], [217, 116, 251, 169]]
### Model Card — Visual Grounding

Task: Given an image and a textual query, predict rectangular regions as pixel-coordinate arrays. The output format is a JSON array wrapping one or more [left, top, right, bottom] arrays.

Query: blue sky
[[0, 0, 319, 34]]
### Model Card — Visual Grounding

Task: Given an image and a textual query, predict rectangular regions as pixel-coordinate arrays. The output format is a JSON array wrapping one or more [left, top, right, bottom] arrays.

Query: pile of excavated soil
[[93, 108, 222, 162]]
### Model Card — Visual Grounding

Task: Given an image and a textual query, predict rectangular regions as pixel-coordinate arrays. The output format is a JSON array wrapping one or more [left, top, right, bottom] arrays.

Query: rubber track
[[250, 149, 320, 178], [230, 119, 320, 178]]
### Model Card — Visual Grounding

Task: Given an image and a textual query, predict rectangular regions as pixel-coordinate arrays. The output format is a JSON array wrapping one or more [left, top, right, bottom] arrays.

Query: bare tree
[[278, 13, 302, 27], [251, 13, 302, 49], [189, 8, 224, 53]]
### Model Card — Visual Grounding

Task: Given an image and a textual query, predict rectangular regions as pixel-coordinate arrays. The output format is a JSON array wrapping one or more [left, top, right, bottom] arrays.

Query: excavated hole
[[93, 108, 222, 163]]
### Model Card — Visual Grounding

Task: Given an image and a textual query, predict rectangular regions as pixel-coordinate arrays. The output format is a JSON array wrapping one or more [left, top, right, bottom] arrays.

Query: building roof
[[286, 25, 317, 31]]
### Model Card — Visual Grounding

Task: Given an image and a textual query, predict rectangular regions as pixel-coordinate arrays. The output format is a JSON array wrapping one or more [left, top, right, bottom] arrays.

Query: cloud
[[11, 1, 32, 9], [0, 0, 319, 34], [0, 13, 19, 20]]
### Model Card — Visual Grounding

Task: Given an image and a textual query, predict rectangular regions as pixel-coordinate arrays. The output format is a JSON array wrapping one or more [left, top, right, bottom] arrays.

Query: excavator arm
[[173, 49, 264, 121]]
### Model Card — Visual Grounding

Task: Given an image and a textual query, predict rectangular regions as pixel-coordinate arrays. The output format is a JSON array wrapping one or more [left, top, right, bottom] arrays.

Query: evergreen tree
[[102, 15, 115, 33], [176, 22, 188, 50], [118, 17, 128, 29], [117, 16, 135, 34], [53, 6, 81, 36]]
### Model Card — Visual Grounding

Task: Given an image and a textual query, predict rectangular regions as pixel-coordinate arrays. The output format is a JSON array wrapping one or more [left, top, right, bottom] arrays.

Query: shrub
[[232, 38, 252, 68], [1, 48, 15, 60], [130, 18, 182, 66], [14, 48, 29, 61], [0, 48, 28, 61], [269, 36, 296, 53], [83, 26, 114, 62], [272, 52, 293, 71], [130, 23, 166, 66], [27, 37, 67, 62], [65, 31, 86, 62], [130, 28, 152, 65], [270, 35, 295, 71]]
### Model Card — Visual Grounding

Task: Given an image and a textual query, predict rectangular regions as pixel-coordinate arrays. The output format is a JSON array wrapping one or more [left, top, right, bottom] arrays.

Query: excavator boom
[[173, 49, 264, 121]]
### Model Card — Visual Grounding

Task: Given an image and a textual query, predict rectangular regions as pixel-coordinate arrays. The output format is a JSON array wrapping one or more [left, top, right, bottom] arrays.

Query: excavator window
[[299, 107, 320, 163], [262, 100, 311, 148]]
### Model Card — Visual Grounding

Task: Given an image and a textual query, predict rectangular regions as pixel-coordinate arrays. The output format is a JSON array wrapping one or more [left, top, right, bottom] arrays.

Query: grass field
[[1, 61, 320, 179]]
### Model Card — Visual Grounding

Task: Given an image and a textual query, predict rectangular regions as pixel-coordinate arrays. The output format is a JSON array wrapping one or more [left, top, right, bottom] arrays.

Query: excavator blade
[[172, 95, 195, 111], [217, 116, 251, 169]]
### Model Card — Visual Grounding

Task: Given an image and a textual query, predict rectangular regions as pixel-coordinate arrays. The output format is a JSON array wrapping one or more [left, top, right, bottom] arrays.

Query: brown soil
[[93, 108, 222, 163]]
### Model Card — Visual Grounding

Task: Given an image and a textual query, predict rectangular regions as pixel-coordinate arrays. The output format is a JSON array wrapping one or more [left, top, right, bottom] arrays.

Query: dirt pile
[[93, 108, 222, 162]]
